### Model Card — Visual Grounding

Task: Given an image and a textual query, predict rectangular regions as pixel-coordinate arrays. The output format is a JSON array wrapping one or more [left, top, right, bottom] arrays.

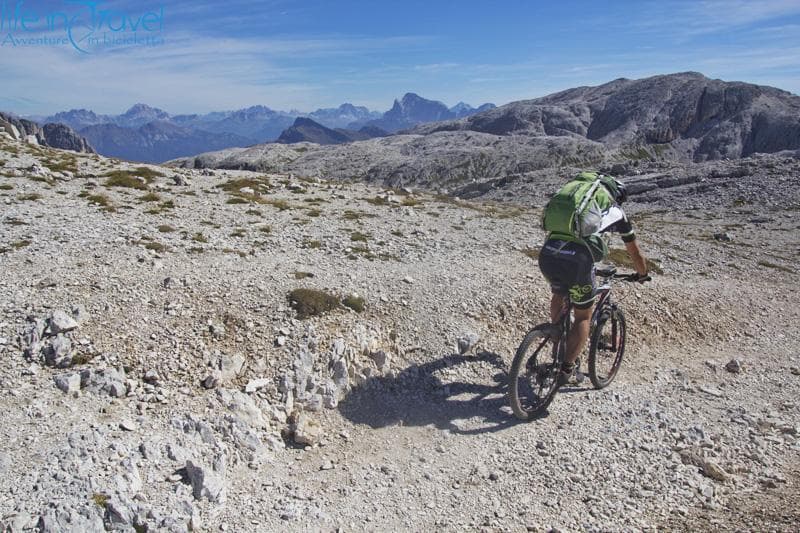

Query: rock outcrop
[[0, 112, 94, 153]]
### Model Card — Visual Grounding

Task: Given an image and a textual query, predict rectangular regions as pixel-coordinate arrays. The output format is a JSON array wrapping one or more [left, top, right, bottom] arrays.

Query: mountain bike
[[508, 267, 647, 420]]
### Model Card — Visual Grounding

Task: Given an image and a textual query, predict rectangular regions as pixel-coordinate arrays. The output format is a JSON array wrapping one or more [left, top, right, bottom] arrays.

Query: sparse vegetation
[[18, 193, 43, 201], [71, 353, 95, 366], [342, 210, 375, 221], [303, 239, 322, 249], [365, 196, 388, 206], [139, 192, 162, 202], [259, 225, 272, 234], [223, 247, 248, 258], [104, 170, 152, 190], [226, 197, 249, 204], [91, 493, 109, 509], [192, 232, 208, 243], [141, 241, 168, 252], [289, 288, 340, 319], [607, 248, 663, 274], [245, 208, 263, 216], [0, 184, 13, 190], [294, 271, 314, 280], [351, 231, 370, 242], [230, 228, 246, 238], [758, 260, 793, 273], [307, 208, 322, 217], [87, 193, 113, 209], [522, 247, 540, 260], [158, 224, 176, 233], [343, 294, 365, 313]]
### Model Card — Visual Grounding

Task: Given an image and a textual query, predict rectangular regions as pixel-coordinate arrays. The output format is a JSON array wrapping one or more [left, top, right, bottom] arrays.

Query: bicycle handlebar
[[596, 267, 651, 284], [616, 273, 651, 284]]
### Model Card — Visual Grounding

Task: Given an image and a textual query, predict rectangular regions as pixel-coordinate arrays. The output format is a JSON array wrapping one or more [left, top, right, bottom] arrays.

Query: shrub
[[288, 288, 339, 319]]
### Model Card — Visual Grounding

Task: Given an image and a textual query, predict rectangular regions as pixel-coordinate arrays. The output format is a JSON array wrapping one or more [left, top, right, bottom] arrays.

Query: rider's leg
[[549, 292, 566, 323], [565, 305, 593, 366]]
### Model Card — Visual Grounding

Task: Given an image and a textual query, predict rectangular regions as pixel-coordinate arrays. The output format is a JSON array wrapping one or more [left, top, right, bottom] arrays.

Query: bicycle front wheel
[[588, 306, 626, 389], [508, 324, 562, 420]]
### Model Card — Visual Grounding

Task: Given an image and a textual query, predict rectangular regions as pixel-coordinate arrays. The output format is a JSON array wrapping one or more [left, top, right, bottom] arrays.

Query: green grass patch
[[87, 193, 113, 209], [44, 158, 78, 174], [264, 198, 291, 210], [289, 288, 340, 319], [104, 168, 162, 189], [139, 192, 161, 202]]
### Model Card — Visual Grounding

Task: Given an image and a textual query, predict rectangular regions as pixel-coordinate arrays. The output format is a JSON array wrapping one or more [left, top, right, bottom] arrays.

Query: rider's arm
[[624, 239, 648, 277], [606, 208, 648, 277]]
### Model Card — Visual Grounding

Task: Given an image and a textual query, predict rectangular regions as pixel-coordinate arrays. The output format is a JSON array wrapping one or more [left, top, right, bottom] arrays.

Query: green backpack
[[542, 172, 614, 240]]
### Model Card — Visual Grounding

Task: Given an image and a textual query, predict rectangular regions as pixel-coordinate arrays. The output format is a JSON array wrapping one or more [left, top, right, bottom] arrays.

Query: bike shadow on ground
[[338, 350, 545, 435]]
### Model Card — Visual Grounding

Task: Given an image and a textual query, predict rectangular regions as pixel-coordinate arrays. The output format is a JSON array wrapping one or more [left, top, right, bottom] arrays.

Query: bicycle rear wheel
[[588, 306, 626, 389], [508, 324, 563, 420]]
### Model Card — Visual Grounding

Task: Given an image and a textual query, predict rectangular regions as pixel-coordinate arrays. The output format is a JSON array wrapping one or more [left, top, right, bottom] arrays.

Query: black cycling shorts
[[538, 239, 596, 309]]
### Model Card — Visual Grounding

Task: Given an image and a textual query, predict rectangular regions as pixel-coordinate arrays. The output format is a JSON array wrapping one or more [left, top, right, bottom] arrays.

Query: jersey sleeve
[[600, 206, 636, 242]]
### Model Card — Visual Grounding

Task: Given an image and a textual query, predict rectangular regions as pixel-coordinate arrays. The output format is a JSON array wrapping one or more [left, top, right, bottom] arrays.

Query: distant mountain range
[[29, 96, 494, 163], [171, 72, 800, 192]]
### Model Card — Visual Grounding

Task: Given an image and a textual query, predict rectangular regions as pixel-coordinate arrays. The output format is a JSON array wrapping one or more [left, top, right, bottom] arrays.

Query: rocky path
[[0, 136, 798, 531]]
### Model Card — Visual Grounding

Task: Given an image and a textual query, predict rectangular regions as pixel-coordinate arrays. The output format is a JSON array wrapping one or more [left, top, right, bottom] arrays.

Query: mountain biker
[[537, 171, 649, 386]]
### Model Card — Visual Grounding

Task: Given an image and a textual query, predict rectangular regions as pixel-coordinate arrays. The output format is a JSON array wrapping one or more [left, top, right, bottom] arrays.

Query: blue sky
[[2, 0, 800, 115]]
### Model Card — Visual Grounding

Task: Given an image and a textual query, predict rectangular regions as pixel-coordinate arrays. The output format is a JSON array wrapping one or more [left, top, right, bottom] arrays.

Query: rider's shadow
[[337, 350, 523, 434]]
